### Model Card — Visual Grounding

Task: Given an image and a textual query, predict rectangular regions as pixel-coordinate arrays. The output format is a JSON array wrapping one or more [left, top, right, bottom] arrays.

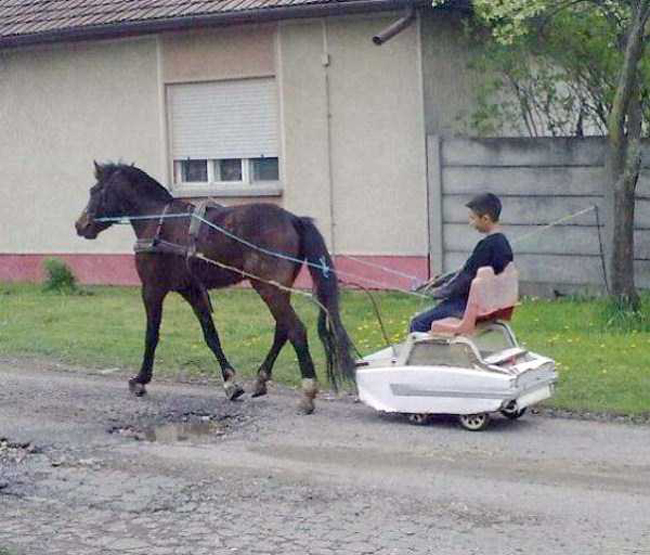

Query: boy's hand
[[429, 286, 446, 300], [414, 271, 455, 293]]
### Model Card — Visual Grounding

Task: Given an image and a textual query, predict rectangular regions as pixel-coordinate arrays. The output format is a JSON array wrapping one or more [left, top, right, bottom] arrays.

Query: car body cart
[[355, 264, 558, 431]]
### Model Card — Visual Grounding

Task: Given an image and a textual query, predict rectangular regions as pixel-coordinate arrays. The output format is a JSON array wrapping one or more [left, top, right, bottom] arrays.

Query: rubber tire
[[457, 413, 490, 431], [500, 403, 528, 420], [407, 413, 431, 425]]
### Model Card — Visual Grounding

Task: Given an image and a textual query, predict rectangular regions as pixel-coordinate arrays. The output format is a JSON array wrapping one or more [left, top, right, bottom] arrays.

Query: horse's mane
[[97, 162, 173, 203]]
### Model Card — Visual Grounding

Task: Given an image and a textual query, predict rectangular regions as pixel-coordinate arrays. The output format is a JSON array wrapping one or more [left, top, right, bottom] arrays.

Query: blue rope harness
[[94, 212, 430, 298]]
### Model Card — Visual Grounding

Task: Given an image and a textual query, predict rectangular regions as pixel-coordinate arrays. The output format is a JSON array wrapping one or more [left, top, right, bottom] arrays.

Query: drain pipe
[[372, 7, 416, 45]]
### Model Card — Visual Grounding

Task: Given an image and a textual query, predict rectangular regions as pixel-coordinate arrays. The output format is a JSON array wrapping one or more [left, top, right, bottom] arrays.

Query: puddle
[[141, 421, 225, 444]]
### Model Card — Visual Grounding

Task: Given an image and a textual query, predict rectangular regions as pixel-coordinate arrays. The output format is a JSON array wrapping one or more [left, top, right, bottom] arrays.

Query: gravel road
[[1, 358, 649, 555]]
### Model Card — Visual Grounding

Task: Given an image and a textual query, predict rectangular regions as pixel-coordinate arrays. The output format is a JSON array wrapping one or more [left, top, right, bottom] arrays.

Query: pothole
[[0, 438, 41, 463], [143, 421, 225, 443], [108, 412, 241, 443], [1, 438, 42, 492]]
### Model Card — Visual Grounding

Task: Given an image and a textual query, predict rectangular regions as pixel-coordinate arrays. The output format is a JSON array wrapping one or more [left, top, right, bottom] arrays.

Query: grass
[[0, 283, 649, 416]]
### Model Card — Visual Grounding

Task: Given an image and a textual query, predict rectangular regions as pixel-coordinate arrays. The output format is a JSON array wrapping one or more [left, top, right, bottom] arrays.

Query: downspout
[[322, 19, 337, 255], [372, 7, 416, 45]]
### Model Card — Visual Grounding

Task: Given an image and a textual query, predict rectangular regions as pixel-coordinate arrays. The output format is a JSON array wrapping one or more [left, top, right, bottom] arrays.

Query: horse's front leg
[[129, 285, 168, 396], [179, 286, 244, 401]]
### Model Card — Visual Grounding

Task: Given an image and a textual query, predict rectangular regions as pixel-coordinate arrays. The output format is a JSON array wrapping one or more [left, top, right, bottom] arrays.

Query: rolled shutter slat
[[169, 77, 278, 160]]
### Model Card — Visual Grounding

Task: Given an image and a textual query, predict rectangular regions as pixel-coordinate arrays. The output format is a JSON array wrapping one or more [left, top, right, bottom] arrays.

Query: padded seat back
[[430, 263, 518, 335]]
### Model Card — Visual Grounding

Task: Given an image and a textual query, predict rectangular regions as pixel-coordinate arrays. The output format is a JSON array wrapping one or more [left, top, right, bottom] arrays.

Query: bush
[[42, 258, 78, 293]]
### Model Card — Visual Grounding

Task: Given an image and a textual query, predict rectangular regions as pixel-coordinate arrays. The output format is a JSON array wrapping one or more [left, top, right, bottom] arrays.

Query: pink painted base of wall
[[0, 253, 430, 290], [0, 254, 140, 286]]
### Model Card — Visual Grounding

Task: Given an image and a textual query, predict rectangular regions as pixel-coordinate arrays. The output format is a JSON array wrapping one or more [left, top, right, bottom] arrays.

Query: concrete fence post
[[427, 134, 444, 276]]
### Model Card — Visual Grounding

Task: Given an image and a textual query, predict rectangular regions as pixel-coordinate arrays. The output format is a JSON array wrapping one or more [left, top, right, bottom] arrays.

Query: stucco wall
[[1, 13, 435, 285], [277, 20, 334, 248], [279, 14, 429, 257], [0, 37, 163, 255], [420, 10, 479, 137], [161, 24, 276, 83]]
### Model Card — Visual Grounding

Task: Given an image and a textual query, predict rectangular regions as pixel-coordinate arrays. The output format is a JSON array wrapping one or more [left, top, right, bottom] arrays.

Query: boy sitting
[[410, 192, 513, 333]]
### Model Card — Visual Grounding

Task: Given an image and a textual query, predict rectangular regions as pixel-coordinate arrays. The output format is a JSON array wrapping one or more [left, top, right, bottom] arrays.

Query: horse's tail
[[294, 216, 356, 391]]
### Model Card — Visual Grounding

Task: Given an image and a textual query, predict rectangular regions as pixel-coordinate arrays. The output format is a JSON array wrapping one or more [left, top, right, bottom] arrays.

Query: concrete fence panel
[[428, 135, 650, 293]]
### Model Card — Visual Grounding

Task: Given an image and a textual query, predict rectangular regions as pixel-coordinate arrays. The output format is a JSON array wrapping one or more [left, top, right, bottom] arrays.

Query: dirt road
[[1, 358, 649, 555]]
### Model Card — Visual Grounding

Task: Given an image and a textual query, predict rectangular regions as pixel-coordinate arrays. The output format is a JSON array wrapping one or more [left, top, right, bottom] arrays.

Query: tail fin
[[295, 217, 356, 391]]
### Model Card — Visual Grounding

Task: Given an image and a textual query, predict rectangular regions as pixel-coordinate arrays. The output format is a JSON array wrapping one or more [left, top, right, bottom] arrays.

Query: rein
[[109, 200, 338, 329], [97, 204, 393, 355], [97, 209, 431, 298]]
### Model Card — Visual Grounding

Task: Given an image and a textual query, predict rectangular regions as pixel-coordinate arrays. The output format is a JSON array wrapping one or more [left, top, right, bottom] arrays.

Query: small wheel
[[500, 401, 527, 420], [407, 413, 431, 425], [457, 413, 490, 431]]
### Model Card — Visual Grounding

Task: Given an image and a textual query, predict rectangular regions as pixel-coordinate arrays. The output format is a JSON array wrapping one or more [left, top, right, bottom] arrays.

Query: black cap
[[465, 192, 502, 222]]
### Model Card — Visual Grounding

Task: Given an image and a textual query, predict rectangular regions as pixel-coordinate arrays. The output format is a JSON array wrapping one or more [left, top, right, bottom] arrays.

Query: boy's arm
[[414, 270, 458, 293], [429, 271, 457, 288], [430, 239, 494, 299], [429, 271, 472, 299]]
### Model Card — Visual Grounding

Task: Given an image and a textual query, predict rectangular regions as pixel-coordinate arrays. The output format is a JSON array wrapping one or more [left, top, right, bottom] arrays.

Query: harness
[[133, 200, 213, 257], [133, 200, 219, 311]]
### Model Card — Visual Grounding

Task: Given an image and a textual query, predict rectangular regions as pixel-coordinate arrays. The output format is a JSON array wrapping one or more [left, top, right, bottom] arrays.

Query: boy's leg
[[409, 298, 466, 333]]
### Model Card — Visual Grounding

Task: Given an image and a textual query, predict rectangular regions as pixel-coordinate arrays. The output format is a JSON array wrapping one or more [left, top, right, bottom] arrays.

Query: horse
[[75, 162, 355, 414]]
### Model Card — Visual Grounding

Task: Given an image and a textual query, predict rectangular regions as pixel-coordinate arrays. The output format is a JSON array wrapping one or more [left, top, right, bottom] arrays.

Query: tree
[[435, 0, 650, 309]]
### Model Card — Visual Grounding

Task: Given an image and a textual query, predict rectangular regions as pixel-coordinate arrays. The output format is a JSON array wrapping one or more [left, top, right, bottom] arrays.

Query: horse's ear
[[93, 160, 102, 180]]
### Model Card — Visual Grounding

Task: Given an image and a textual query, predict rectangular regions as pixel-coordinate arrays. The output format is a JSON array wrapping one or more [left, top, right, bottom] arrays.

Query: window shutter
[[169, 78, 278, 160]]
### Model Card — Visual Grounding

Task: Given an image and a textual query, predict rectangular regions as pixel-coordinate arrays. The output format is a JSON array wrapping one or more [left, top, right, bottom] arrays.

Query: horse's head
[[76, 161, 173, 239], [75, 162, 132, 239]]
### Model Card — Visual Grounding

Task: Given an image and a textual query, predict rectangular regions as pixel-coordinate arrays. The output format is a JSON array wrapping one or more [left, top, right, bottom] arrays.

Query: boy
[[409, 192, 513, 333]]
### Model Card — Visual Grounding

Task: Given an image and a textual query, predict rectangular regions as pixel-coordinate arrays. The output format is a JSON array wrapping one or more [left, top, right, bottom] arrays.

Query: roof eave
[[0, 0, 444, 49]]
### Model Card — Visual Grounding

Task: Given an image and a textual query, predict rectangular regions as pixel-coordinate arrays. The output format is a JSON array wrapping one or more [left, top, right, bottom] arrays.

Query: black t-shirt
[[436, 232, 513, 303]]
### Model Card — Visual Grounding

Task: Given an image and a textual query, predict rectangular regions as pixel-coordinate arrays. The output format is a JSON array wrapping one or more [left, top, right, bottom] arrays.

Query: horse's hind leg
[[253, 283, 318, 414], [251, 316, 288, 398], [129, 285, 168, 396], [179, 286, 244, 401]]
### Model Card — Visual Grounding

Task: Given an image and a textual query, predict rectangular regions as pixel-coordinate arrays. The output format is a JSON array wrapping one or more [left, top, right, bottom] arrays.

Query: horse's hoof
[[128, 378, 147, 397], [251, 379, 268, 398], [224, 381, 245, 401], [296, 378, 317, 414]]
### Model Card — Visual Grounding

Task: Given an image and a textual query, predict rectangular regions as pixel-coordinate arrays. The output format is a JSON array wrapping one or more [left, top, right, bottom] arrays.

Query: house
[[0, 0, 479, 290]]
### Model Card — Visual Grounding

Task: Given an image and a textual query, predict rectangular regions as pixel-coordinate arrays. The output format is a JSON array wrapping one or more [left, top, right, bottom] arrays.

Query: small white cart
[[355, 265, 558, 431]]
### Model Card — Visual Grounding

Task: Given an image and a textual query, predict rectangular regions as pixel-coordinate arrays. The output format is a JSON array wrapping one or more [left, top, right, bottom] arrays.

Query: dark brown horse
[[75, 162, 355, 413]]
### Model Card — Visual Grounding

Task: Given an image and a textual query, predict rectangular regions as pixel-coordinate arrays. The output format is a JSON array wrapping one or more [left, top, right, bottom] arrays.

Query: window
[[168, 78, 280, 194], [174, 157, 279, 186]]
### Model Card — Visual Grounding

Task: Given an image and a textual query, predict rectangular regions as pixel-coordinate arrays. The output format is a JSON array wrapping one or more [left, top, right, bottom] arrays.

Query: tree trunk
[[610, 167, 640, 308], [604, 2, 650, 310]]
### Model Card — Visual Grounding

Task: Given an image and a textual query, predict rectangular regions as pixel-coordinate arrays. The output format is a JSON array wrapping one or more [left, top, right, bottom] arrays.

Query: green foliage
[[42, 258, 78, 294], [601, 296, 650, 332], [435, 0, 650, 138]]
